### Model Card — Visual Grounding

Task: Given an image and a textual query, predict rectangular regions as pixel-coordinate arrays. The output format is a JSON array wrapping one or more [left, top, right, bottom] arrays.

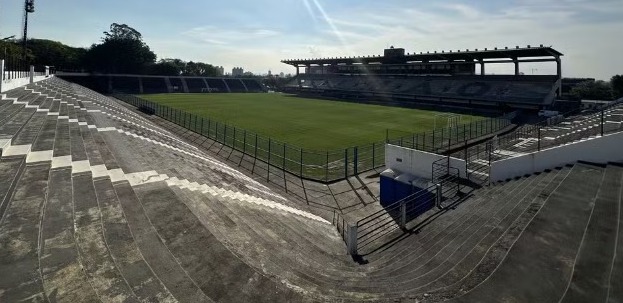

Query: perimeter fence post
[[299, 148, 304, 177], [0, 60, 4, 93], [354, 147, 358, 175], [347, 225, 358, 255], [600, 109, 604, 137], [344, 149, 349, 178], [267, 138, 272, 181], [538, 128, 541, 152], [326, 151, 329, 183], [436, 183, 442, 209], [372, 142, 375, 168]]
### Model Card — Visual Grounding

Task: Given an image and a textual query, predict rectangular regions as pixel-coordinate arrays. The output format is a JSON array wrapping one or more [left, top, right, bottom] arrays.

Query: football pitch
[[140, 93, 486, 150]]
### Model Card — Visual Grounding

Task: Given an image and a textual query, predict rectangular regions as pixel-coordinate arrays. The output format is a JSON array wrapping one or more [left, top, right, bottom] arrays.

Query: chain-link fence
[[112, 93, 512, 183]]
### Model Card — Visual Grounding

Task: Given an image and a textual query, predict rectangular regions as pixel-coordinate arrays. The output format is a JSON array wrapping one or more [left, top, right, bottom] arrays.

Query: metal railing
[[112, 93, 513, 183], [460, 97, 623, 184], [344, 168, 461, 255], [386, 113, 515, 154], [1, 55, 30, 81]]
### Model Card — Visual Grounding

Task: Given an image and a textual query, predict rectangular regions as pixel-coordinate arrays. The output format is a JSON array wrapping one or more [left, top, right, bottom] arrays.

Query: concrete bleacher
[[57, 74, 266, 94], [290, 74, 559, 109], [0, 78, 621, 302]]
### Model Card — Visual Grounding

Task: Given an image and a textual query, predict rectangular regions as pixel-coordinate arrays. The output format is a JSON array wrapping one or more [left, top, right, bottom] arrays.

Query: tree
[[0, 39, 23, 59], [569, 80, 614, 101], [84, 23, 156, 73], [183, 61, 220, 77], [146, 59, 185, 76], [26, 39, 86, 69], [103, 23, 143, 42], [611, 75, 623, 99]]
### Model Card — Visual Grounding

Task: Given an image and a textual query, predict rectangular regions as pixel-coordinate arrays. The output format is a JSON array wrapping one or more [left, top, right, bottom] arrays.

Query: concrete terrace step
[[346, 170, 558, 293], [113, 181, 212, 303], [561, 164, 623, 302], [608, 163, 623, 303], [92, 177, 177, 302], [132, 181, 309, 303], [453, 162, 606, 302], [415, 166, 572, 302], [0, 163, 50, 302], [40, 168, 100, 302], [360, 173, 538, 265], [72, 172, 141, 302]]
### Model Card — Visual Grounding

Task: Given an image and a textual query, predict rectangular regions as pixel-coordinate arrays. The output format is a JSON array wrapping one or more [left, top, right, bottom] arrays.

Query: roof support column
[[296, 66, 301, 88], [479, 59, 485, 76], [513, 57, 519, 76], [556, 56, 562, 97]]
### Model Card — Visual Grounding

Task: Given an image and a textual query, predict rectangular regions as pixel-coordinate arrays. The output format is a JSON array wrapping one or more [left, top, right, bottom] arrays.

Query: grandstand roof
[[281, 45, 563, 66]]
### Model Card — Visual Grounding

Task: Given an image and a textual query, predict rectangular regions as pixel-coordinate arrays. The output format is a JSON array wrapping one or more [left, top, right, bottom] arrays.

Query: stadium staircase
[[454, 98, 623, 184], [0, 78, 622, 302]]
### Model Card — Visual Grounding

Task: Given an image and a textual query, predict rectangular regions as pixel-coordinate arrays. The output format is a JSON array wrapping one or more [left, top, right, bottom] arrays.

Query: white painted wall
[[385, 144, 468, 179], [1, 75, 50, 93], [490, 131, 623, 182]]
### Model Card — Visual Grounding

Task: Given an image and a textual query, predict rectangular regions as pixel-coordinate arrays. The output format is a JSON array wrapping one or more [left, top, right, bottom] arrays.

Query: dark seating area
[[169, 77, 184, 93], [243, 79, 264, 92], [57, 75, 265, 95], [206, 78, 229, 92], [142, 77, 168, 94], [111, 76, 140, 93], [224, 78, 247, 92], [185, 78, 207, 93]]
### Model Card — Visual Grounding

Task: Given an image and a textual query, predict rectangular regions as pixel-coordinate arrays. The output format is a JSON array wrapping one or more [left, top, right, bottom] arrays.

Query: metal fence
[[462, 97, 623, 175], [347, 166, 461, 255], [0, 55, 30, 81], [112, 93, 513, 183], [386, 114, 514, 153]]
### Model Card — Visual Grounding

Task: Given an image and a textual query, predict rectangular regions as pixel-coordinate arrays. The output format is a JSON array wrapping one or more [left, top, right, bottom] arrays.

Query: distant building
[[232, 67, 244, 77], [268, 70, 272, 76], [217, 66, 225, 76]]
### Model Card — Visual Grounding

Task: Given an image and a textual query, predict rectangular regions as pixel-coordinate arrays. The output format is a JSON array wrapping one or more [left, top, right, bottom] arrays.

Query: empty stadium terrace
[[0, 53, 622, 302], [56, 73, 266, 94]]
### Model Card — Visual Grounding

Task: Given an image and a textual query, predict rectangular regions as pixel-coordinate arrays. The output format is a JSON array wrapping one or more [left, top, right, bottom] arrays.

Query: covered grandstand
[[282, 45, 563, 110]]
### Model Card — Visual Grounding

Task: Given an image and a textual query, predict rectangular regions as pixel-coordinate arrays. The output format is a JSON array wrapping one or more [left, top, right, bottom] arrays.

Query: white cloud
[[150, 1, 622, 79]]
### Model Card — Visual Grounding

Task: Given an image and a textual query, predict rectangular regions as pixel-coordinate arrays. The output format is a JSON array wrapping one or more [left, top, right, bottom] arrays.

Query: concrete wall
[[385, 144, 467, 179], [490, 131, 623, 182], [1, 75, 49, 93]]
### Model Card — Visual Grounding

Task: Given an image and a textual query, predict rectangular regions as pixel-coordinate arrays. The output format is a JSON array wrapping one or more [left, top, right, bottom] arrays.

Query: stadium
[[1, 1, 623, 303]]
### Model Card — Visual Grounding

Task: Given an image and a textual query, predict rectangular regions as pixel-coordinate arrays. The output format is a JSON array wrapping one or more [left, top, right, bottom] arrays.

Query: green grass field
[[140, 93, 486, 150]]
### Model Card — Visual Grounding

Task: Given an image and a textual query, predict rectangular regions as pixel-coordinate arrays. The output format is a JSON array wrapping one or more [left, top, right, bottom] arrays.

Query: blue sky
[[0, 0, 621, 79]]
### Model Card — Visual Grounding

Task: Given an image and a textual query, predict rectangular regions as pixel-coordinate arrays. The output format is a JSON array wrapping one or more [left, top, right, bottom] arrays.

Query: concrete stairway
[[450, 162, 622, 302]]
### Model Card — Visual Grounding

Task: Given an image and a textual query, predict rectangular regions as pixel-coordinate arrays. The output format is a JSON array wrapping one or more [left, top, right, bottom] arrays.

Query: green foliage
[[27, 39, 86, 68], [139, 93, 485, 149], [84, 38, 156, 74], [2, 23, 223, 76], [103, 23, 143, 42], [183, 61, 220, 76], [0, 40, 23, 59], [611, 75, 623, 99], [145, 59, 221, 76], [569, 80, 614, 101]]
